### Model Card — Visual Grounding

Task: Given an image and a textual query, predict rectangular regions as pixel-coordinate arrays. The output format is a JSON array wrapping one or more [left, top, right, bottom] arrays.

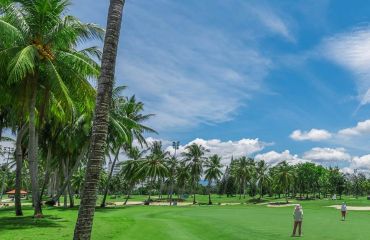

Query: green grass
[[1, 195, 370, 239]]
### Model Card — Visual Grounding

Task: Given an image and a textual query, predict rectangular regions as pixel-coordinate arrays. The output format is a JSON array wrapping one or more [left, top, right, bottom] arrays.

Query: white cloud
[[255, 150, 308, 165], [350, 154, 370, 171], [338, 119, 370, 137], [164, 138, 270, 165], [303, 147, 351, 163], [290, 129, 332, 141], [320, 26, 370, 105]]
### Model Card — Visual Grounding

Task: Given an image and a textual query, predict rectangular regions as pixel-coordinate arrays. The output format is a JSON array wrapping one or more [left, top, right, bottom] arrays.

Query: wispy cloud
[[117, 1, 294, 132], [248, 4, 295, 42], [320, 26, 370, 105]]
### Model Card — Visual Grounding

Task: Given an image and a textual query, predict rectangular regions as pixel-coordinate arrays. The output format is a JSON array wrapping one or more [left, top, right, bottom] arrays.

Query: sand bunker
[[327, 205, 370, 211]]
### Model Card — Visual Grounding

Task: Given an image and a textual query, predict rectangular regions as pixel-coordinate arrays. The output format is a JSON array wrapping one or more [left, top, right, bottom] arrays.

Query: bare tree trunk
[[15, 125, 26, 216], [124, 183, 133, 205], [208, 181, 212, 205], [101, 149, 120, 207], [73, 1, 125, 239], [28, 78, 42, 217], [40, 144, 52, 198]]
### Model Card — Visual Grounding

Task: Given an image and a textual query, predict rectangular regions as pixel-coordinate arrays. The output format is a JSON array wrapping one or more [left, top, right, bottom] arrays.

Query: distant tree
[[204, 154, 223, 205]]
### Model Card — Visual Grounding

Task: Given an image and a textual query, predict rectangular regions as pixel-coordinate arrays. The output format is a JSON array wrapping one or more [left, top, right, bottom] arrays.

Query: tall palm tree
[[73, 0, 125, 238], [167, 156, 178, 205], [0, 0, 102, 217], [136, 141, 170, 200], [182, 143, 208, 204], [233, 157, 253, 199], [256, 160, 271, 200], [274, 161, 295, 203], [101, 88, 155, 207], [204, 154, 223, 205], [176, 161, 190, 199]]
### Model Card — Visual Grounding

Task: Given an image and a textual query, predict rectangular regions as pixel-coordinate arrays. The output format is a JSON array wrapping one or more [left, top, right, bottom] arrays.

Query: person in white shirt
[[292, 204, 303, 237], [341, 202, 347, 221]]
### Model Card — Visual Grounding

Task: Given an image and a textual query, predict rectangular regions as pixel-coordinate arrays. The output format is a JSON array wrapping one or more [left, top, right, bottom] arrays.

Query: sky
[[5, 0, 370, 172]]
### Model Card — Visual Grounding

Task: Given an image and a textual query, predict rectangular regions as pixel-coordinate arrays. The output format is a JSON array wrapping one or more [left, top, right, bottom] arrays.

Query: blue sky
[[68, 0, 370, 171]]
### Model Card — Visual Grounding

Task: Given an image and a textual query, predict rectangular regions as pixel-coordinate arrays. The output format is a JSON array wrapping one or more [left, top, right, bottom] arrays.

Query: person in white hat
[[341, 202, 347, 221], [292, 204, 303, 237]]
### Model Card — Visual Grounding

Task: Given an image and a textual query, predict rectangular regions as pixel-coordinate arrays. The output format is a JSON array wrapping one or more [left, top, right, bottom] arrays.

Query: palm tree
[[176, 161, 190, 200], [1, 0, 102, 217], [256, 160, 271, 200], [204, 154, 223, 205], [100, 87, 155, 207], [274, 161, 295, 203], [136, 141, 170, 200], [167, 156, 178, 205], [119, 146, 146, 205], [233, 157, 253, 199], [73, 0, 125, 238], [182, 143, 208, 204]]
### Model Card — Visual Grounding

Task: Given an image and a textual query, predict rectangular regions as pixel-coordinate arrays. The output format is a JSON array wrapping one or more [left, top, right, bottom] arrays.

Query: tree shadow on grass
[[51, 205, 128, 214], [0, 215, 65, 232]]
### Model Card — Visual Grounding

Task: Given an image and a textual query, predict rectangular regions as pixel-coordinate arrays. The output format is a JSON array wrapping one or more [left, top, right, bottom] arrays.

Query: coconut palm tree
[[73, 0, 125, 236], [0, 0, 102, 217], [119, 146, 146, 205], [182, 143, 208, 204], [274, 161, 295, 203], [136, 141, 170, 200], [256, 160, 271, 200], [176, 161, 190, 199], [167, 156, 178, 205], [233, 157, 253, 199], [100, 88, 155, 207], [204, 154, 223, 205]]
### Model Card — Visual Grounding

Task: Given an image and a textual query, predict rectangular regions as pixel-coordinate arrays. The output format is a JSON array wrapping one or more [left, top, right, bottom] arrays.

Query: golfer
[[341, 202, 347, 221], [292, 204, 303, 237]]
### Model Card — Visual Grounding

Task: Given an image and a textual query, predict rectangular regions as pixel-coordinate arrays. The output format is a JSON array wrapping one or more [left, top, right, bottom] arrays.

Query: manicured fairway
[[1, 197, 370, 239]]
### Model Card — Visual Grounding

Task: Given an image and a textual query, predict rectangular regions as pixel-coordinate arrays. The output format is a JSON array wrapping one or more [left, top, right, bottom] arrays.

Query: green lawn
[[1, 196, 370, 239]]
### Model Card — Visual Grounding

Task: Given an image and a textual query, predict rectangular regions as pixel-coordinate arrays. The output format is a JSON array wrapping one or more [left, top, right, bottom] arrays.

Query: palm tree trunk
[[208, 181, 212, 205], [28, 78, 42, 217], [68, 181, 74, 208], [123, 184, 132, 205], [101, 149, 120, 207], [15, 125, 26, 216], [40, 144, 52, 198], [73, 1, 125, 238], [192, 184, 196, 204], [169, 178, 174, 206]]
